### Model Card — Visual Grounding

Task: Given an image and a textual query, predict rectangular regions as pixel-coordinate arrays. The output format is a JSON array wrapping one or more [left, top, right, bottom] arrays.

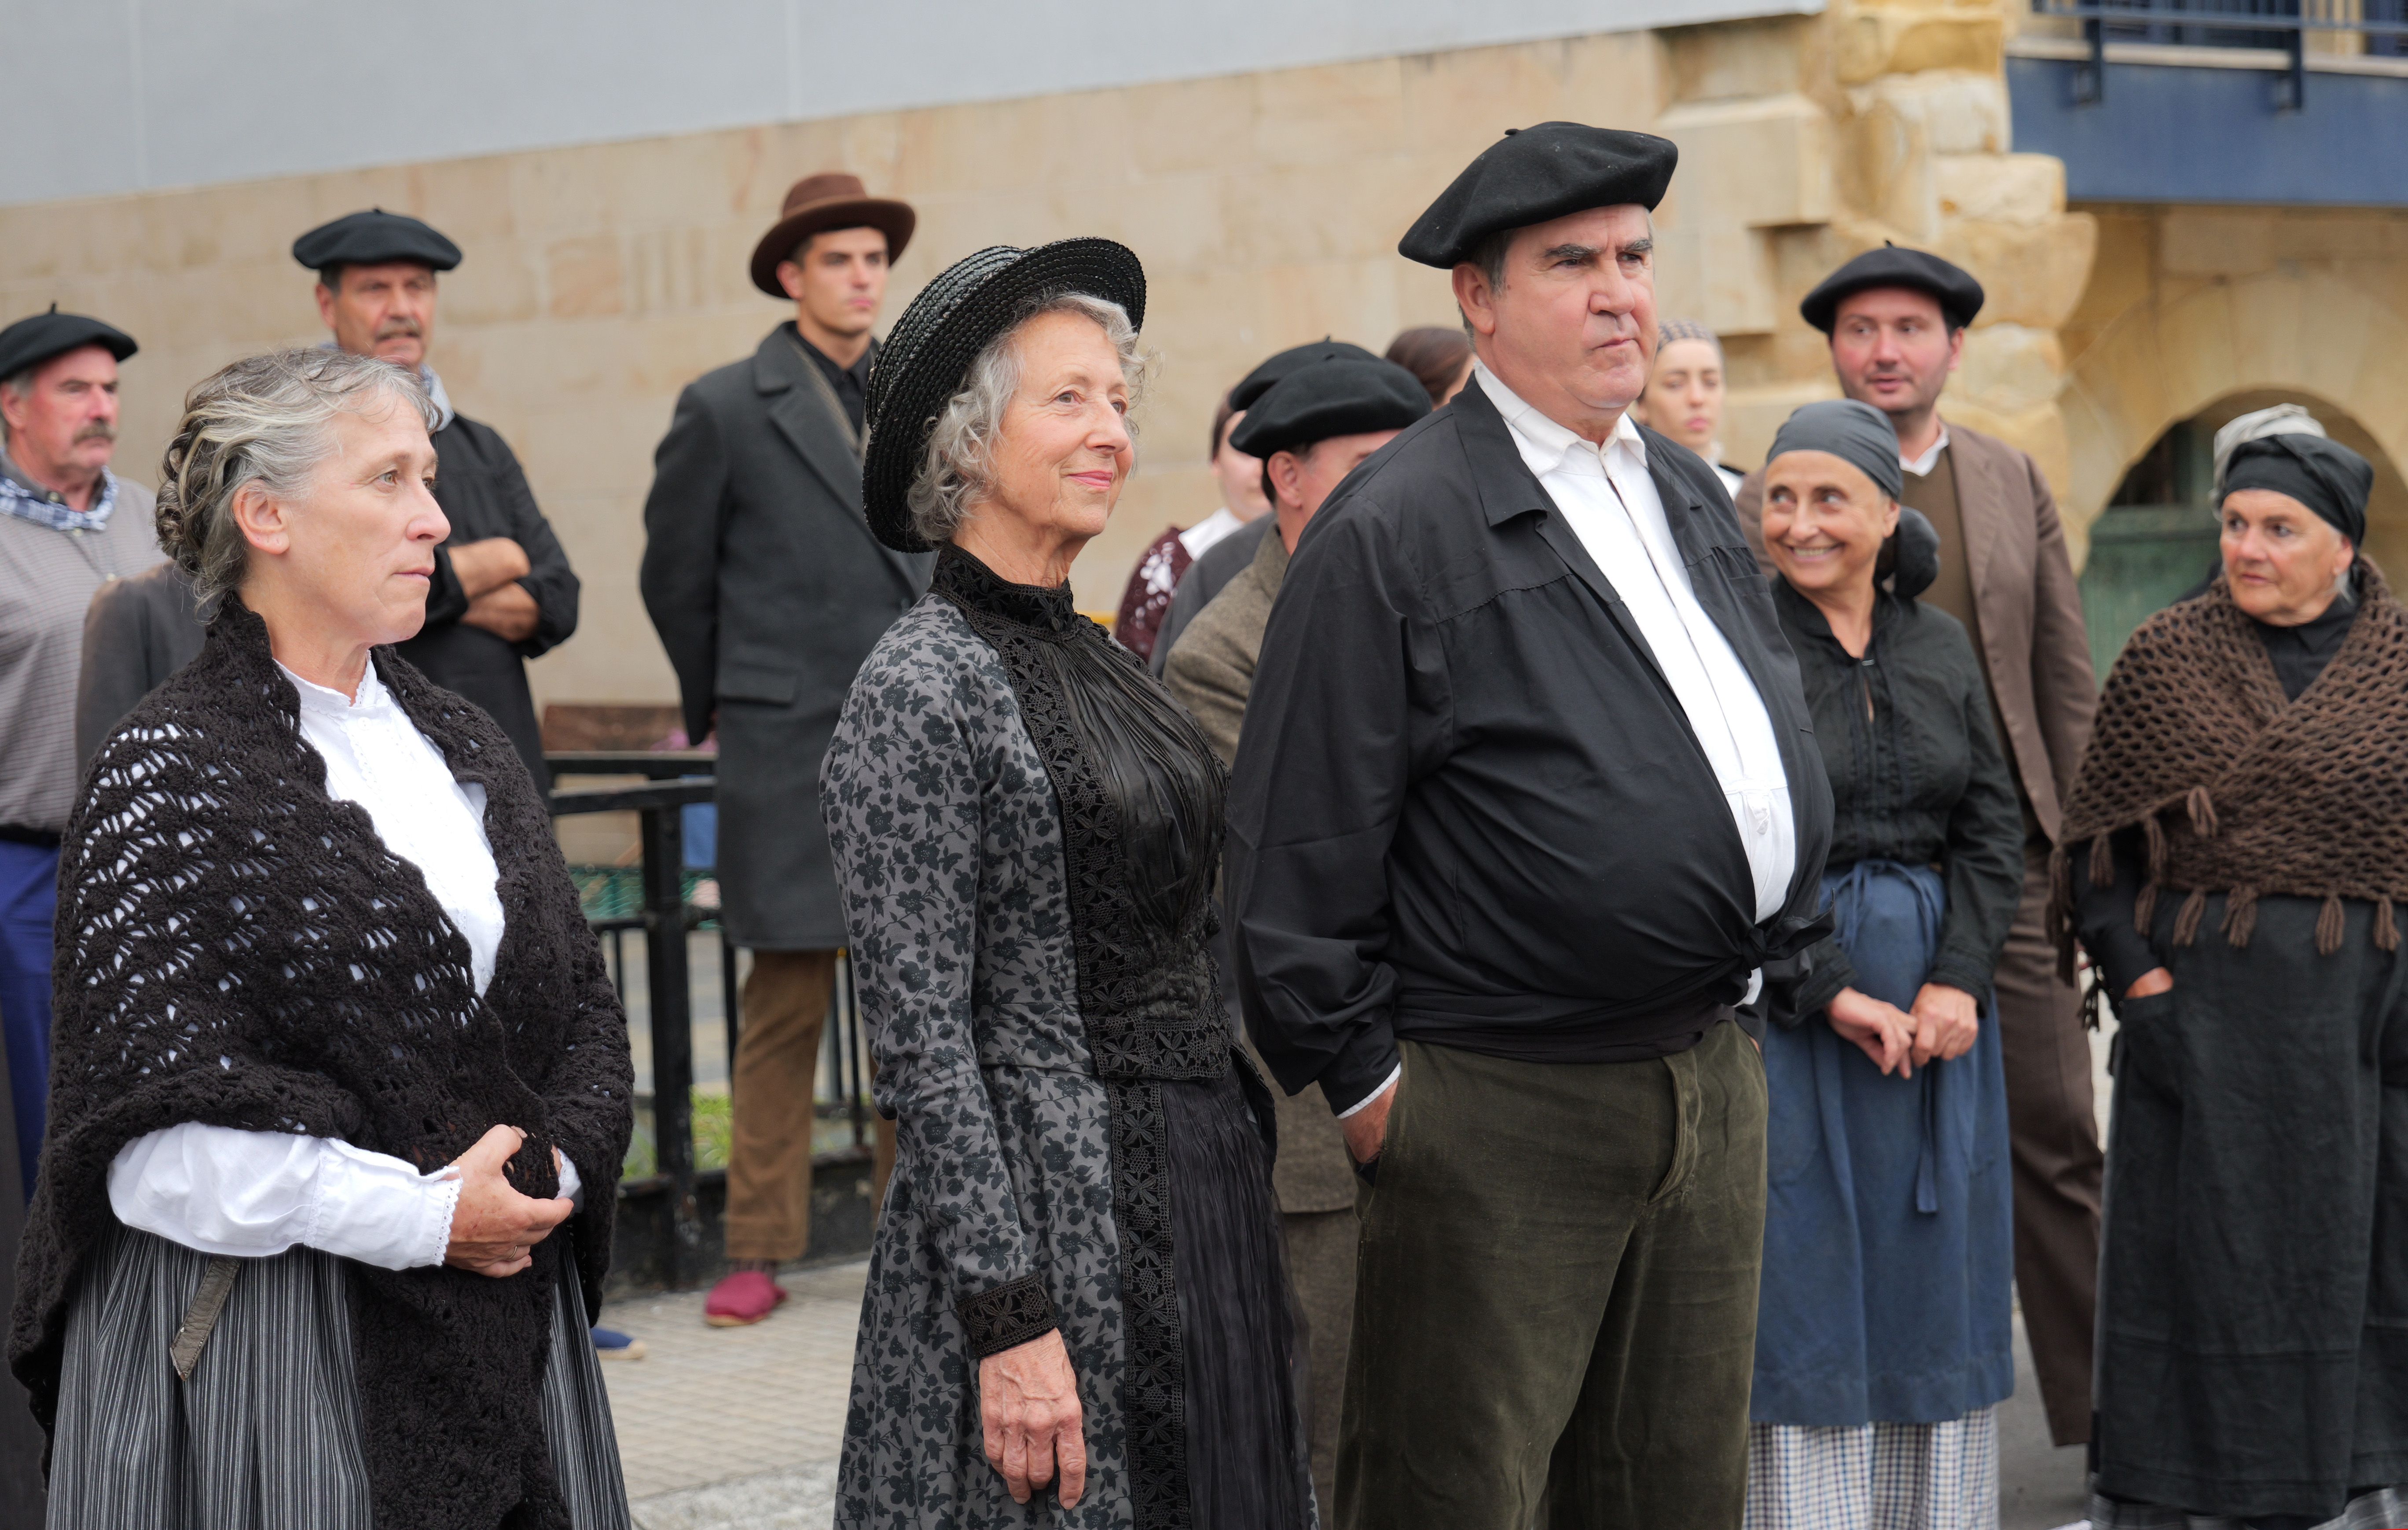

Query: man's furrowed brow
[[1539, 242, 1603, 263], [1621, 237, 1655, 259]]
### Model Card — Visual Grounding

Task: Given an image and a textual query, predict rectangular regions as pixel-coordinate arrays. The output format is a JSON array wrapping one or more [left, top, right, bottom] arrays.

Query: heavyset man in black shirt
[[1225, 124, 1835, 1528]]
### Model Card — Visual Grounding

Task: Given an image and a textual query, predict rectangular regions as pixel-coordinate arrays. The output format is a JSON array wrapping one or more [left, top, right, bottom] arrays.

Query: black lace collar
[[934, 543, 1082, 636]]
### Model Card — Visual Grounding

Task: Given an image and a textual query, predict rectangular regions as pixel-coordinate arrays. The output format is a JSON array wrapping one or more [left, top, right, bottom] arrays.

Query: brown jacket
[[1163, 530, 1356, 1215], [1737, 419, 2096, 841]]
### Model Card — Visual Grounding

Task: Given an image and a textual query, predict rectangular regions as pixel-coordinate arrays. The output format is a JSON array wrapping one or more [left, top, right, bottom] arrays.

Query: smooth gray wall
[[3, 0, 1817, 207]]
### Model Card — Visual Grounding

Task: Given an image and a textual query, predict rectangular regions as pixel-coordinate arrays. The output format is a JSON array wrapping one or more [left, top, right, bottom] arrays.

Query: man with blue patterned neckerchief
[[0, 305, 157, 1202]]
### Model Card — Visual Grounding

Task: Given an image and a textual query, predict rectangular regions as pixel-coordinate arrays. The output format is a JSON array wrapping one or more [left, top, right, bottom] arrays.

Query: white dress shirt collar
[[1474, 361, 1649, 478], [1902, 421, 1952, 478]]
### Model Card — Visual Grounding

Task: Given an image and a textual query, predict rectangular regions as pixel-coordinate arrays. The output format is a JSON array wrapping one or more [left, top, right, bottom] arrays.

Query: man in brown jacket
[[1735, 246, 2102, 1447], [1163, 352, 1427, 1523]]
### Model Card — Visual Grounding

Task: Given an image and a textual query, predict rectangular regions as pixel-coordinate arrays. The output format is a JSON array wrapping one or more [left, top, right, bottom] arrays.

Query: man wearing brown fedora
[[640, 173, 929, 1327]]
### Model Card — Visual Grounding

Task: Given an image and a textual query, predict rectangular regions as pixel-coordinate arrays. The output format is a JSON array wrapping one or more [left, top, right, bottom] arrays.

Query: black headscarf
[[2223, 433, 2373, 545], [1767, 398, 1904, 503]]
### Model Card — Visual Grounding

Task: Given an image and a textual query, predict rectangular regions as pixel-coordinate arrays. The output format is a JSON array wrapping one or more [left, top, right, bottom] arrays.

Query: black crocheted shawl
[[7, 598, 633, 1530]]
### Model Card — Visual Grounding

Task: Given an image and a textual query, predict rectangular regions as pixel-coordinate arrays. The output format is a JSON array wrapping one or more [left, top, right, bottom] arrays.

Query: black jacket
[[75, 561, 206, 768], [1761, 579, 2024, 1027], [400, 411, 580, 791], [1224, 380, 1835, 1112], [639, 325, 931, 950]]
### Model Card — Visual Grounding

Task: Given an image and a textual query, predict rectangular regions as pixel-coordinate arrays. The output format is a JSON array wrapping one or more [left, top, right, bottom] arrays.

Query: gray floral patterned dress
[[822, 547, 1314, 1530]]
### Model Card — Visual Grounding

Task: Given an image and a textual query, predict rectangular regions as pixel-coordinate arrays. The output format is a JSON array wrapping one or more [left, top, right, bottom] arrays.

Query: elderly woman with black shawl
[[8, 348, 635, 1530], [2056, 421, 2408, 1530], [1745, 400, 2025, 1528], [821, 240, 1311, 1529]]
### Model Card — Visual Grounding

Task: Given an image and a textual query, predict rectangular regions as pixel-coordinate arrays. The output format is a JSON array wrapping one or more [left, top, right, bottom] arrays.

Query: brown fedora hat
[[749, 173, 916, 298]]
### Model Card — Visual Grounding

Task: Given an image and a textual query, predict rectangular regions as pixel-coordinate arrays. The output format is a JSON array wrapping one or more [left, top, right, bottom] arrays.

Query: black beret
[[1231, 339, 1380, 411], [1229, 358, 1432, 460], [1800, 245, 1984, 334], [1399, 123, 1677, 269], [291, 209, 462, 275], [0, 305, 137, 380]]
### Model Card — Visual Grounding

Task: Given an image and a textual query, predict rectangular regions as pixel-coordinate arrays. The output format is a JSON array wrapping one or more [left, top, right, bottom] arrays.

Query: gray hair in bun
[[155, 348, 436, 605]]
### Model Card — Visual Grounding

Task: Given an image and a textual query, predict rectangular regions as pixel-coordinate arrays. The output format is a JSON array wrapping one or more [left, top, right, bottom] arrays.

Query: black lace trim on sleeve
[[957, 1273, 1059, 1358]]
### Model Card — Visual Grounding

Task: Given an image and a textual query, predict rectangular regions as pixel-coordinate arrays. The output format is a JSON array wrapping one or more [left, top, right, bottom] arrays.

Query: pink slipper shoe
[[703, 1269, 788, 1328]]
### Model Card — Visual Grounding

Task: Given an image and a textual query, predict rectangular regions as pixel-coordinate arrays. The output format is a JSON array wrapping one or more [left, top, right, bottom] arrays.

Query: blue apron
[[1751, 860, 2016, 1426]]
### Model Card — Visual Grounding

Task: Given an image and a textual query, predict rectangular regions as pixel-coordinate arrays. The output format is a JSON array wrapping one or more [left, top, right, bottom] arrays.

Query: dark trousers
[[0, 839, 58, 1202], [1997, 851, 2103, 1445], [1338, 1022, 1767, 1530]]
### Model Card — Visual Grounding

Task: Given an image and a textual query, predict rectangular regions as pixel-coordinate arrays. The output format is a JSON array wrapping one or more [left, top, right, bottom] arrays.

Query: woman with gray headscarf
[[2053, 420, 2408, 1530], [1744, 399, 2026, 1529]]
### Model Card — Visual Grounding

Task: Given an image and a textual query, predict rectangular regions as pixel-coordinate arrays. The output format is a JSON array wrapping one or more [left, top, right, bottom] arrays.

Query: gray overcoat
[[640, 323, 932, 950]]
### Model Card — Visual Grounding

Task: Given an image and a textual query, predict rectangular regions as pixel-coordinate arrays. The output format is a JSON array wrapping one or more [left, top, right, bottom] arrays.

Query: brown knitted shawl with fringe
[[2049, 561, 2408, 978]]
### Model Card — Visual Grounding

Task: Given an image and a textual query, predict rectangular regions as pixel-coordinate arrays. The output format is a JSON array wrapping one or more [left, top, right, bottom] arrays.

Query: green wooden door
[[2079, 503, 2221, 681]]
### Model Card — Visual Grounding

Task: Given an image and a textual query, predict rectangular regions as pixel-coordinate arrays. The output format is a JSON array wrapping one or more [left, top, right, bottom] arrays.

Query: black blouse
[[1761, 580, 2025, 1025]]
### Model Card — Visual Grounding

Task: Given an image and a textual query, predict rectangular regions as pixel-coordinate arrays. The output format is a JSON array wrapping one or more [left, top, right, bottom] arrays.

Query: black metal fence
[[548, 752, 875, 1291]]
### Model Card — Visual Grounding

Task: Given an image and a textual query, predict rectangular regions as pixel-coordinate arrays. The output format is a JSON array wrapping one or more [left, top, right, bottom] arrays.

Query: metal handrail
[[2032, 0, 2408, 105], [547, 757, 878, 1288]]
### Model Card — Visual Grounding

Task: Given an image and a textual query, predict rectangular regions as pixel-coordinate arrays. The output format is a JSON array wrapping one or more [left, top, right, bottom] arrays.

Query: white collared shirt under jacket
[[106, 660, 579, 1270], [1475, 363, 1798, 932]]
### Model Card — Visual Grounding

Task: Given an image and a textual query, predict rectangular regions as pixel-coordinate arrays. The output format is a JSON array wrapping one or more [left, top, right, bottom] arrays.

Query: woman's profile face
[[2222, 488, 2354, 626], [1634, 337, 1724, 455], [242, 401, 448, 649], [979, 310, 1134, 550], [1761, 448, 1898, 599]]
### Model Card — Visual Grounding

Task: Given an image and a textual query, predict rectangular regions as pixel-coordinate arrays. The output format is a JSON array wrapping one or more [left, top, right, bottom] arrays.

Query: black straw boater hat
[[863, 238, 1146, 554]]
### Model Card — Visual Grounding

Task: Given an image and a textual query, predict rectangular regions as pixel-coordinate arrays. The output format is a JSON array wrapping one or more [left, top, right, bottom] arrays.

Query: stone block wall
[[2057, 203, 2408, 572], [0, 3, 2090, 709]]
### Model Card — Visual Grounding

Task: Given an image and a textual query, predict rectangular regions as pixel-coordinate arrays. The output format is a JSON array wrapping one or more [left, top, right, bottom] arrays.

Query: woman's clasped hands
[[1824, 983, 1982, 1077]]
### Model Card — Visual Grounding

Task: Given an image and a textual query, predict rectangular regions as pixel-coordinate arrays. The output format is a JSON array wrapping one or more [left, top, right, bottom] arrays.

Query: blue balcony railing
[[2033, 0, 2408, 105]]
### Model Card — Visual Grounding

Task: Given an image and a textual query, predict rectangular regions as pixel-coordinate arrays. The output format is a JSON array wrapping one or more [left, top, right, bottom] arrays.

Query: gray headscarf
[[1767, 398, 1903, 502]]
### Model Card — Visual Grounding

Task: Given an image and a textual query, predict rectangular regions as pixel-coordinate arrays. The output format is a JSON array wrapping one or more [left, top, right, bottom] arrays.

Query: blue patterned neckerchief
[[0, 449, 117, 533]]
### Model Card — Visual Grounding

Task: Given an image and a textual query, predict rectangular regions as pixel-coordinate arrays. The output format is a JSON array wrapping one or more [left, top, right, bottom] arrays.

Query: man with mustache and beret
[[1733, 244, 2103, 1449], [296, 208, 581, 790], [1225, 124, 1834, 1526], [1160, 352, 1428, 1523], [0, 305, 155, 1199]]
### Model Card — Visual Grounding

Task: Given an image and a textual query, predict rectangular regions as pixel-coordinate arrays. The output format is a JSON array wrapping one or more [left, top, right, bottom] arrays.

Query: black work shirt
[[410, 412, 580, 790], [1223, 381, 1834, 1113]]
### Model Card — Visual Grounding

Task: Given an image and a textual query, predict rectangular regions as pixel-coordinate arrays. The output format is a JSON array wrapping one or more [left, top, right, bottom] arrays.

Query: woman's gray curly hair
[[907, 293, 1149, 546], [154, 348, 438, 605]]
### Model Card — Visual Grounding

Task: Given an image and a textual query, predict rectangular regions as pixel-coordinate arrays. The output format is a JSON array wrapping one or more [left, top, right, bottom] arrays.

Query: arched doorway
[[2076, 389, 2408, 678]]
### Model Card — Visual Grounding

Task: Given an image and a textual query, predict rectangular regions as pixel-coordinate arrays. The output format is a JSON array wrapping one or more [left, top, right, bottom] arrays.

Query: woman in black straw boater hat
[[822, 239, 1314, 1529]]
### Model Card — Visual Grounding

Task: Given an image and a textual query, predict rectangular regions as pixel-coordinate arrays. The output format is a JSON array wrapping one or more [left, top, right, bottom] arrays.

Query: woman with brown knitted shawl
[[2052, 426, 2408, 1530], [9, 349, 635, 1530]]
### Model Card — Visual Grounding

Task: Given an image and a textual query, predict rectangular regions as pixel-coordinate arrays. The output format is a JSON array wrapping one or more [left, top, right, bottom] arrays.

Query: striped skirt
[[45, 1224, 630, 1529]]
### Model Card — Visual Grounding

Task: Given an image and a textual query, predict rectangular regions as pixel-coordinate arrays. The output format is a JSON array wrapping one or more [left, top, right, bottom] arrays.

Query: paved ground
[[602, 1266, 2093, 1530], [602, 1262, 861, 1530], [602, 1015, 2119, 1528]]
